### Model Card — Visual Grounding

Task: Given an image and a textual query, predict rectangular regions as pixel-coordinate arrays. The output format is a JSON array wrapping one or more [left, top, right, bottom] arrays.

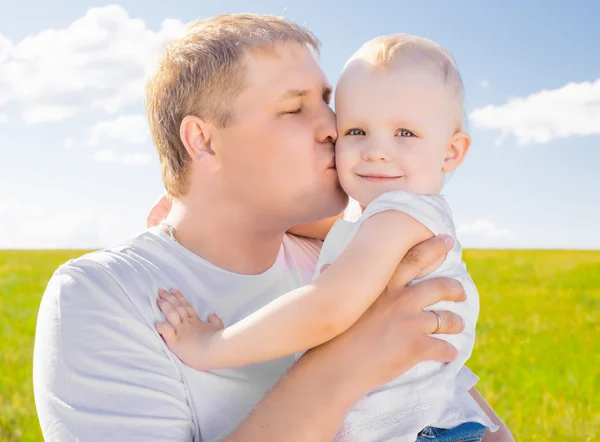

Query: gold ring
[[431, 310, 442, 334]]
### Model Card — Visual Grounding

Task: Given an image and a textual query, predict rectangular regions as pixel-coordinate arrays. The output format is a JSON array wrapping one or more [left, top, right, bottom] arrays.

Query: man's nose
[[316, 105, 338, 144]]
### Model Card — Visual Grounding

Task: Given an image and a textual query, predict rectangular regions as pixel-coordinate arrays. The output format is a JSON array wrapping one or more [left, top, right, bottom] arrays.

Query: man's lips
[[326, 157, 336, 169]]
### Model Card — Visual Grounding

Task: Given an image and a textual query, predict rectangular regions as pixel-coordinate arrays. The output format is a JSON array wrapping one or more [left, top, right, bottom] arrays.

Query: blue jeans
[[416, 422, 486, 442]]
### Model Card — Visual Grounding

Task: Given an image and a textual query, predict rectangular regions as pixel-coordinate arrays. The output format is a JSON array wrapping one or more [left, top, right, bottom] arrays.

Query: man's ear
[[443, 132, 471, 173], [180, 115, 219, 171]]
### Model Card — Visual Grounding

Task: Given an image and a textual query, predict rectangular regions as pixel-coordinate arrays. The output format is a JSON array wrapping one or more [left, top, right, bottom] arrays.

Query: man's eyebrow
[[278, 86, 333, 103], [278, 89, 309, 102]]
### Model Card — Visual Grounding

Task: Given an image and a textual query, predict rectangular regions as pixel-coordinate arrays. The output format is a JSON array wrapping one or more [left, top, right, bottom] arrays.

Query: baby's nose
[[361, 144, 391, 161]]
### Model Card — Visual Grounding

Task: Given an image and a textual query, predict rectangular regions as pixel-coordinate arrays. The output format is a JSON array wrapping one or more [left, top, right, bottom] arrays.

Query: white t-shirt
[[33, 203, 489, 442], [33, 227, 322, 442], [314, 191, 498, 441]]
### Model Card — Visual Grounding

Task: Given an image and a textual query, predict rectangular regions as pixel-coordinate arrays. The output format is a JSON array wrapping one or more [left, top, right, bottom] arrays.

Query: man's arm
[[470, 388, 515, 442], [33, 261, 197, 442], [225, 235, 466, 441], [225, 236, 514, 442]]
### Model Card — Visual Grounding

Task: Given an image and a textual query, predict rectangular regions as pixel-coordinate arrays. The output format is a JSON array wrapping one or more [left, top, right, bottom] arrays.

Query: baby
[[156, 34, 498, 441]]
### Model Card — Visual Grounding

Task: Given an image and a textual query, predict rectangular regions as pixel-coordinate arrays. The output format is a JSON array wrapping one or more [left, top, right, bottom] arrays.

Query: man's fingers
[[421, 310, 465, 335], [155, 192, 172, 211], [403, 277, 466, 311], [421, 336, 459, 363], [389, 235, 454, 290], [414, 236, 454, 280]]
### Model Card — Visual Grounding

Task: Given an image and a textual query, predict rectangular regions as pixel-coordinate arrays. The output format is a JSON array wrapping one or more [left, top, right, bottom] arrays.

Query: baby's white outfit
[[311, 191, 498, 441]]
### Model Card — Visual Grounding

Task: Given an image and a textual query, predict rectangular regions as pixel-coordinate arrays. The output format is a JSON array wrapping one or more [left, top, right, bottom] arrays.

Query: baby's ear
[[443, 132, 471, 173]]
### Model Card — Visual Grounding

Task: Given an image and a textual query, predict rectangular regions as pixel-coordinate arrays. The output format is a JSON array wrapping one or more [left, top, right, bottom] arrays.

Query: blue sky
[[1, 0, 599, 249]]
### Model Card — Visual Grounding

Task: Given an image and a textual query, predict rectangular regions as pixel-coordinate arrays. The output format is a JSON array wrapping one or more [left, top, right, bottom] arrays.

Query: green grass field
[[1, 249, 599, 441]]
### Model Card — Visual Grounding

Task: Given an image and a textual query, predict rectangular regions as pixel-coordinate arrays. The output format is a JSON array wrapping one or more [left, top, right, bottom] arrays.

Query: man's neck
[[163, 198, 286, 275]]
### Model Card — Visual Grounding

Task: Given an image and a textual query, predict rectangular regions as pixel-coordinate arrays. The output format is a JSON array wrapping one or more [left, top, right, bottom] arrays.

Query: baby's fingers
[[156, 321, 177, 344], [172, 288, 192, 307], [171, 289, 199, 317], [158, 288, 192, 322], [157, 290, 183, 328], [208, 313, 224, 329]]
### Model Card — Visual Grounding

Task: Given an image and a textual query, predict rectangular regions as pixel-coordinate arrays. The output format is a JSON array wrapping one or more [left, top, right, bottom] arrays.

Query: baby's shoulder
[[362, 191, 455, 236]]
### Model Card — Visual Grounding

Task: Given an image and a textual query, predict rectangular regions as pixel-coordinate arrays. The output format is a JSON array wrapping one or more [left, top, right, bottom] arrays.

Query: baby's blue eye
[[346, 129, 366, 136], [398, 129, 415, 137]]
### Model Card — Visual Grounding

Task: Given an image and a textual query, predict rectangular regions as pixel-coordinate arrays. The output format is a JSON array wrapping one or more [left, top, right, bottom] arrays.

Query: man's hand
[[227, 235, 467, 442], [146, 192, 172, 228], [391, 233, 455, 282], [308, 234, 465, 395]]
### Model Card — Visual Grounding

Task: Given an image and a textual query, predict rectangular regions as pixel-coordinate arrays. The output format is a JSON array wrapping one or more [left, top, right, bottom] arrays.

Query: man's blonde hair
[[347, 34, 466, 131], [145, 14, 320, 197]]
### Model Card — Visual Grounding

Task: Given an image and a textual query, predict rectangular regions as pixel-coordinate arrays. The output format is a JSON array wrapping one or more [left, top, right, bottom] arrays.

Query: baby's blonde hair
[[346, 34, 466, 131]]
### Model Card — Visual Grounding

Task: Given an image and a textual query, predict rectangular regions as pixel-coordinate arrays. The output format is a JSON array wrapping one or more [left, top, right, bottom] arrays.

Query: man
[[33, 13, 512, 441]]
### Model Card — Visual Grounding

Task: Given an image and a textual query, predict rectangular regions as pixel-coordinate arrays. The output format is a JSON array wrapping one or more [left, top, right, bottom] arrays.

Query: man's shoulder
[[45, 230, 165, 313], [55, 230, 156, 278]]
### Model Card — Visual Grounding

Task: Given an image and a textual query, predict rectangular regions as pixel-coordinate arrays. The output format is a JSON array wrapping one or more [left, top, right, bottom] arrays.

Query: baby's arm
[[157, 210, 433, 371]]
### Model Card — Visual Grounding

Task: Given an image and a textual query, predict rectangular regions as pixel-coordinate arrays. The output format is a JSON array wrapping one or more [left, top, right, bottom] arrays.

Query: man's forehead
[[243, 43, 330, 96]]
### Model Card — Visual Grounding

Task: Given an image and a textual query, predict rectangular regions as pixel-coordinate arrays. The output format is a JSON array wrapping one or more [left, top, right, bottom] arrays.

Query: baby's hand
[[155, 288, 224, 371]]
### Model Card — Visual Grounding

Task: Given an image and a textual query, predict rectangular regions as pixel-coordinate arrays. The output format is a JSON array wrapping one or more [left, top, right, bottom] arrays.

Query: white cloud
[[0, 198, 145, 249], [93, 149, 119, 163], [87, 114, 149, 146], [0, 33, 12, 63], [23, 105, 77, 124], [64, 137, 75, 149], [0, 5, 184, 123], [93, 148, 153, 165], [83, 114, 154, 164], [469, 78, 600, 145], [457, 219, 513, 239], [480, 79, 490, 88], [123, 153, 153, 165], [0, 113, 7, 123]]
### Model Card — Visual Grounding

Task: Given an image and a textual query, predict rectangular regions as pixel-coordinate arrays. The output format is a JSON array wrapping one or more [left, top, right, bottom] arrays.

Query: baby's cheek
[[410, 163, 445, 194], [338, 143, 358, 164], [336, 165, 355, 194], [333, 150, 358, 198], [334, 142, 353, 172]]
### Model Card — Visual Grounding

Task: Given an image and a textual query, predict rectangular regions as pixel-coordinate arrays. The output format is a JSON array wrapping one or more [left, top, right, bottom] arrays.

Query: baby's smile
[[356, 173, 404, 183]]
